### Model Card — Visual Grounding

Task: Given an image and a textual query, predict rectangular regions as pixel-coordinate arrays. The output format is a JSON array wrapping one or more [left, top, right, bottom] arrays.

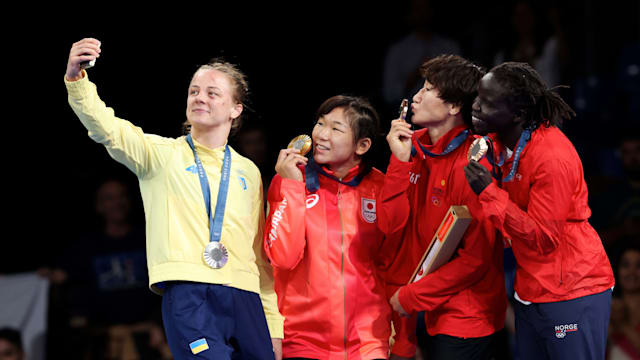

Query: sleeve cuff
[[479, 182, 500, 202], [398, 285, 415, 314], [280, 177, 306, 190], [266, 316, 285, 339], [280, 177, 307, 201], [478, 182, 511, 238], [384, 154, 413, 189], [388, 153, 413, 170], [64, 70, 92, 98]]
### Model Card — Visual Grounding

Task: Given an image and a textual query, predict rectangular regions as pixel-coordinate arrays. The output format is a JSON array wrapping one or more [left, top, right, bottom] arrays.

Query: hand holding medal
[[386, 99, 413, 162], [464, 137, 493, 196], [287, 134, 312, 156], [275, 135, 311, 182], [398, 98, 409, 121]]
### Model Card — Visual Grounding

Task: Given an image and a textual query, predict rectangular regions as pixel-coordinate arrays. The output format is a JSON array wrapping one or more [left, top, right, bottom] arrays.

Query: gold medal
[[467, 137, 488, 162], [287, 134, 312, 156]]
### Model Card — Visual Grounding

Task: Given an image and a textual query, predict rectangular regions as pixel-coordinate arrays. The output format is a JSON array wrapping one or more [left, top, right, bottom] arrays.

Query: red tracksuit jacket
[[378, 126, 506, 354], [264, 165, 391, 360], [479, 125, 614, 302]]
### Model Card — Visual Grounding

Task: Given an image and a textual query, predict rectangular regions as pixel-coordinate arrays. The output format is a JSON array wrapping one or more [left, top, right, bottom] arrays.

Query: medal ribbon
[[186, 134, 231, 243], [482, 136, 505, 181], [305, 156, 366, 192], [502, 128, 531, 182], [415, 129, 470, 158]]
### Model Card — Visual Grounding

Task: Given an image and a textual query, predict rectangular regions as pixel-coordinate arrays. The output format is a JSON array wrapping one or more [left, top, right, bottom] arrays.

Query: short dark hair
[[315, 95, 380, 173], [420, 54, 485, 127], [0, 327, 23, 352], [489, 62, 576, 130]]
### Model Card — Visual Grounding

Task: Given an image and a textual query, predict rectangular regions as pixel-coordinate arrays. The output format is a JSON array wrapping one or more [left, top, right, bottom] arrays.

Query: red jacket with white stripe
[[479, 125, 614, 302], [377, 126, 506, 354], [264, 165, 391, 360]]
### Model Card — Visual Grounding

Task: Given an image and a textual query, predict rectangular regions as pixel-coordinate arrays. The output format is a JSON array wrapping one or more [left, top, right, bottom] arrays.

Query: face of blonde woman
[[186, 69, 242, 132]]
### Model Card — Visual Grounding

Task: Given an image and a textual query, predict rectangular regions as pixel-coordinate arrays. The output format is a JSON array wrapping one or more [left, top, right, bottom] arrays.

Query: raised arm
[[263, 149, 309, 269], [65, 38, 164, 178], [377, 119, 414, 236]]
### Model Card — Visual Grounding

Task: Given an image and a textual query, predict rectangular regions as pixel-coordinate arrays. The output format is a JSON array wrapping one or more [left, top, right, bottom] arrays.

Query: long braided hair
[[490, 62, 576, 130]]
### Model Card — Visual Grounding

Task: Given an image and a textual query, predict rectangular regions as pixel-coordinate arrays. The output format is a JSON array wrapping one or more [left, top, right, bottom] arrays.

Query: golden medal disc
[[287, 135, 312, 156], [467, 137, 489, 162]]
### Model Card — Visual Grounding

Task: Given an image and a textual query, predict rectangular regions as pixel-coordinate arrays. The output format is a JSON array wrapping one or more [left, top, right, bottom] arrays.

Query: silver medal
[[203, 242, 228, 269]]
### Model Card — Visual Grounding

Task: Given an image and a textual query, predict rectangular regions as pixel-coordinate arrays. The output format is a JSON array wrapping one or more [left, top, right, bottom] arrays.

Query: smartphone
[[80, 58, 96, 70]]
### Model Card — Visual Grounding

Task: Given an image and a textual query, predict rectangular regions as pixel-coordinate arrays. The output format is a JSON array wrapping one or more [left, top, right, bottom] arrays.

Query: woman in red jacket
[[264, 95, 391, 360], [380, 54, 506, 360], [465, 62, 615, 360]]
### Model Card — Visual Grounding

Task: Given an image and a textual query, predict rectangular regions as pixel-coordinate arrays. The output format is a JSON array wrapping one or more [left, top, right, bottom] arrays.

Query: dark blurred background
[[1, 0, 639, 358]]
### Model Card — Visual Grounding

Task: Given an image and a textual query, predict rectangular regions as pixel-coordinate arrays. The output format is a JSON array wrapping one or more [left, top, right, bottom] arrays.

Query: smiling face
[[471, 72, 518, 136], [185, 68, 242, 132], [312, 107, 369, 175]]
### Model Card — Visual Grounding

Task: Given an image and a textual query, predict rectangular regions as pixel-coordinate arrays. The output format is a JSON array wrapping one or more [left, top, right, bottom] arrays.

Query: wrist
[[392, 150, 410, 162], [65, 70, 84, 82]]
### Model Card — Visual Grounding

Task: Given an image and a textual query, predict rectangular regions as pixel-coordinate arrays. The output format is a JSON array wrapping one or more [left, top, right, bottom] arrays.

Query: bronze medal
[[398, 99, 409, 121], [467, 137, 488, 162]]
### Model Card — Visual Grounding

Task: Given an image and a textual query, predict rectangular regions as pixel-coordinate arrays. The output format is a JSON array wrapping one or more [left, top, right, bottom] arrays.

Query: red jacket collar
[[413, 125, 469, 157], [319, 163, 361, 182]]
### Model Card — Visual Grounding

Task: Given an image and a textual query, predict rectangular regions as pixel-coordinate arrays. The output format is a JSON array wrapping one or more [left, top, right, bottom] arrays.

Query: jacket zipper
[[337, 186, 347, 360]]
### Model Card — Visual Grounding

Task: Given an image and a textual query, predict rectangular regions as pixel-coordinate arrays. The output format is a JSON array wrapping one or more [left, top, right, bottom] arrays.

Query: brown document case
[[409, 205, 472, 283]]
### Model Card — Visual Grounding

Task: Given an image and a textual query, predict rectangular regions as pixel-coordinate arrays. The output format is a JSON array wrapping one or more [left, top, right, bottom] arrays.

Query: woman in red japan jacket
[[264, 95, 392, 360]]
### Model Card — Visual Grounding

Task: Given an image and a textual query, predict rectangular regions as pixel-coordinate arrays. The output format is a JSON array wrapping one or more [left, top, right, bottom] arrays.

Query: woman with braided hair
[[465, 61, 615, 359]]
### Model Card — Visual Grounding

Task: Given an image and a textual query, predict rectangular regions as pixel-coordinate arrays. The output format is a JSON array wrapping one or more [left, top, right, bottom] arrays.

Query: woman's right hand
[[386, 119, 413, 162], [275, 148, 308, 182], [66, 38, 101, 82]]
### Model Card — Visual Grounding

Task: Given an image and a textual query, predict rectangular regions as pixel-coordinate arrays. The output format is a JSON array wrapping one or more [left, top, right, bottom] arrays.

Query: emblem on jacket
[[267, 198, 287, 247], [361, 198, 377, 223], [306, 194, 320, 209], [186, 165, 198, 174], [554, 323, 578, 339]]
